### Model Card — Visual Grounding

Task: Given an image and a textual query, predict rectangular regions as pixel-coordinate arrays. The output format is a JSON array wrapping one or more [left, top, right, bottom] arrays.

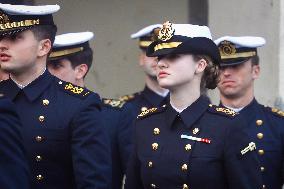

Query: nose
[[220, 67, 232, 77], [157, 59, 168, 69], [0, 38, 9, 52]]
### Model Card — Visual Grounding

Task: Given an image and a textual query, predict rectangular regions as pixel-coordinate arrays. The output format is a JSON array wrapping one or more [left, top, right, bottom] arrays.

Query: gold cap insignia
[[0, 11, 9, 25], [0, 11, 40, 31], [219, 41, 236, 57], [158, 21, 175, 41], [152, 27, 161, 41]]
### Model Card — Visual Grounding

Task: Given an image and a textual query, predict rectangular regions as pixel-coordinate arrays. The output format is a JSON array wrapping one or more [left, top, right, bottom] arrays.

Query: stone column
[[275, 0, 284, 110]]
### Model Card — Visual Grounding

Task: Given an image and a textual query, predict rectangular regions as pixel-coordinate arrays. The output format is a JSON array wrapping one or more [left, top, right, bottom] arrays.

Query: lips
[[158, 71, 169, 78], [221, 80, 235, 85], [0, 53, 11, 62]]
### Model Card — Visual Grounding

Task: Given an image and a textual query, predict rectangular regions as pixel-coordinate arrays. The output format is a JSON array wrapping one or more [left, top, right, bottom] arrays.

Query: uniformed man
[[215, 36, 284, 188], [48, 32, 135, 189], [0, 3, 111, 189], [0, 95, 30, 188], [120, 24, 169, 115]]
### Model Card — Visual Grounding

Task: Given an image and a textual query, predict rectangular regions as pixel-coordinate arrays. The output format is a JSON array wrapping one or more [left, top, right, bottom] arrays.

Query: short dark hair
[[250, 55, 259, 66], [68, 47, 93, 77], [49, 47, 93, 78], [30, 25, 57, 45], [193, 55, 220, 90]]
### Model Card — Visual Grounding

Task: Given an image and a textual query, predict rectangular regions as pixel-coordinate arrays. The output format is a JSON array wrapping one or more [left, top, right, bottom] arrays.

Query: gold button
[[35, 155, 42, 162], [148, 161, 153, 168], [256, 120, 263, 126], [260, 166, 265, 172], [185, 144, 191, 151], [279, 111, 284, 116], [38, 116, 45, 122], [271, 108, 278, 112], [153, 128, 160, 135], [35, 136, 44, 142], [183, 184, 189, 189], [209, 104, 213, 107], [141, 107, 148, 112], [36, 174, 44, 181], [257, 133, 264, 139], [152, 143, 158, 151], [192, 128, 199, 135], [151, 183, 156, 188], [42, 99, 49, 106], [181, 164, 188, 171], [258, 149, 265, 155]]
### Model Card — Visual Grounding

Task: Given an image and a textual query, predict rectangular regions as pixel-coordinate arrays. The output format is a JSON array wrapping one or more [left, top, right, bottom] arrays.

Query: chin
[[157, 80, 173, 89], [221, 89, 239, 98], [0, 64, 14, 73]]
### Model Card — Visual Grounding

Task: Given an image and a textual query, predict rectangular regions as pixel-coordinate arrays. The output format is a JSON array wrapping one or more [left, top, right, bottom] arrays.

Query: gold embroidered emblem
[[0, 11, 40, 31], [269, 107, 284, 117], [158, 21, 175, 41], [64, 83, 84, 94], [0, 11, 9, 25], [219, 41, 236, 57], [103, 99, 125, 108], [119, 94, 135, 102], [216, 107, 237, 117], [152, 27, 161, 41], [137, 107, 158, 118]]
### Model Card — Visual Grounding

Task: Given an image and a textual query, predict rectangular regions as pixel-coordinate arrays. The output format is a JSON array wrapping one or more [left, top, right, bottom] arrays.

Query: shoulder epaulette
[[57, 80, 91, 99], [119, 93, 138, 102], [208, 104, 238, 118], [103, 98, 125, 108], [266, 106, 284, 118], [137, 106, 166, 119]]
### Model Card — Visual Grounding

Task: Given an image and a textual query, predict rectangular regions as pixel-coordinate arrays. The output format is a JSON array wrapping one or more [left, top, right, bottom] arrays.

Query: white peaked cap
[[214, 36, 266, 48], [131, 24, 162, 39], [0, 3, 60, 15], [171, 24, 213, 39], [53, 32, 94, 48]]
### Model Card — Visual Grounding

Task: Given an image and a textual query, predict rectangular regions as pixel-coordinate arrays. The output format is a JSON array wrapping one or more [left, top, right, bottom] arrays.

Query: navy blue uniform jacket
[[0, 95, 30, 189], [121, 86, 169, 116], [239, 99, 284, 188], [102, 99, 135, 189], [125, 96, 262, 189], [0, 71, 111, 189]]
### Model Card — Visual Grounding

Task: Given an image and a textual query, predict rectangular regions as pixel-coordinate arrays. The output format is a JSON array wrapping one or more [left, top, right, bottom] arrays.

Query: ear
[[38, 39, 52, 57], [75, 64, 89, 80], [252, 64, 260, 79], [195, 58, 208, 74]]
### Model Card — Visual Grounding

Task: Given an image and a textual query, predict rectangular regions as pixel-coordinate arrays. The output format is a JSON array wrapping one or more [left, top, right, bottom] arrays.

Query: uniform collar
[[239, 98, 260, 121], [0, 79, 20, 100], [165, 96, 210, 129], [2, 70, 54, 102], [142, 86, 169, 106]]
